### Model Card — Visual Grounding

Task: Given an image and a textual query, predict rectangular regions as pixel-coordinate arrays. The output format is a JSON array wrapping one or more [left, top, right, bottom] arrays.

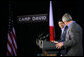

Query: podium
[[36, 39, 57, 56]]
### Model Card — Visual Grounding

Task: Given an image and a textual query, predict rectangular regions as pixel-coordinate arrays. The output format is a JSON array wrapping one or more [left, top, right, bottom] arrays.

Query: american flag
[[7, 27, 17, 56], [7, 1, 17, 56]]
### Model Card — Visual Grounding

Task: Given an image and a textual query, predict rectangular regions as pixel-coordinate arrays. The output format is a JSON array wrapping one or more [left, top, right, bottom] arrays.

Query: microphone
[[40, 33, 50, 40], [38, 32, 45, 38]]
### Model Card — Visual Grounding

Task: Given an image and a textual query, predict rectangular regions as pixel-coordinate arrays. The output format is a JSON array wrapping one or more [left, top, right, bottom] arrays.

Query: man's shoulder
[[70, 22, 79, 28], [69, 22, 82, 31]]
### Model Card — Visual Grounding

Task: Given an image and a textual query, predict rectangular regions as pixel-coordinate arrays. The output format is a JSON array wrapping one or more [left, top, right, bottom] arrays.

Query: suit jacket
[[60, 26, 68, 42], [63, 22, 83, 56], [59, 26, 68, 55]]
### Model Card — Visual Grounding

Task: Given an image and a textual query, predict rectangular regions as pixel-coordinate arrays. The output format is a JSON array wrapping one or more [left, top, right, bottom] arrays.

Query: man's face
[[58, 22, 65, 29], [63, 21, 68, 26]]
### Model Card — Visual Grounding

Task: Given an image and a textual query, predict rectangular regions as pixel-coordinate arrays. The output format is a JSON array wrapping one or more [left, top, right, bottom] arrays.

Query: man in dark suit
[[56, 13, 83, 56], [56, 20, 68, 56], [58, 20, 67, 42]]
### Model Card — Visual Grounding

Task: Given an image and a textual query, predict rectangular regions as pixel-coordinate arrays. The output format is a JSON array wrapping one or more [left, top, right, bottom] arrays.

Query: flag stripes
[[7, 27, 17, 56]]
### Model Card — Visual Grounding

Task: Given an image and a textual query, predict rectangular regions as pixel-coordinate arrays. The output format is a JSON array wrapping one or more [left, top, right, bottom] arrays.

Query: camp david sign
[[17, 14, 48, 23]]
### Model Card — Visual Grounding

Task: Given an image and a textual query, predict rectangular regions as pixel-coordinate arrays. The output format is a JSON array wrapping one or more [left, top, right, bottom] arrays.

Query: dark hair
[[57, 19, 63, 23]]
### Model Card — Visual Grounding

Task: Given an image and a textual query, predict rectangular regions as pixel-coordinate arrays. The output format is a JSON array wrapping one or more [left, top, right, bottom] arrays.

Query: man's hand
[[53, 41, 58, 44], [56, 42, 63, 49], [51, 41, 58, 44]]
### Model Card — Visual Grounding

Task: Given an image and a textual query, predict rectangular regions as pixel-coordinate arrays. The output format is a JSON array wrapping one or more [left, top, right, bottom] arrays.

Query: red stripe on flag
[[12, 29, 17, 48], [7, 33, 13, 56], [12, 29, 17, 55], [9, 32, 15, 55], [9, 32, 17, 56], [7, 27, 17, 56], [7, 39, 12, 50], [49, 26, 55, 41], [12, 28, 17, 44]]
